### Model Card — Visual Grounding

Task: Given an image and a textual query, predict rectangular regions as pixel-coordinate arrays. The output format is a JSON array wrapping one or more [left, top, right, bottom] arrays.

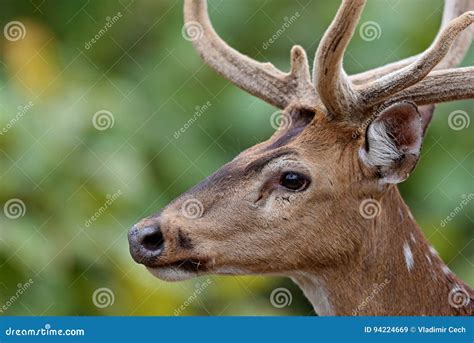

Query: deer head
[[128, 0, 473, 315]]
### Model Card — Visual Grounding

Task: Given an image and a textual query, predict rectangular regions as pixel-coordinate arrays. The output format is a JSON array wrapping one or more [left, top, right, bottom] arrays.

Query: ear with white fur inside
[[359, 101, 424, 184]]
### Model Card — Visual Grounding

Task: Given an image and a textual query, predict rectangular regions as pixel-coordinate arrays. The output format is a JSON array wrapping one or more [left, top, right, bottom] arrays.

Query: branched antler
[[358, 11, 474, 108], [183, 0, 318, 110], [351, 0, 474, 85], [391, 67, 474, 105], [184, 0, 473, 123], [316, 0, 473, 118]]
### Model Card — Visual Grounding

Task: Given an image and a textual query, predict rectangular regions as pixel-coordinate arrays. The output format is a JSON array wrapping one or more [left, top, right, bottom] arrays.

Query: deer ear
[[419, 104, 435, 136], [359, 101, 424, 184]]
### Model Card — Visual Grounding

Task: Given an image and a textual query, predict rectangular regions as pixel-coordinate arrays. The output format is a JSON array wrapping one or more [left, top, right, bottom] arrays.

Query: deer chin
[[147, 260, 252, 281], [147, 266, 198, 282], [146, 258, 208, 282]]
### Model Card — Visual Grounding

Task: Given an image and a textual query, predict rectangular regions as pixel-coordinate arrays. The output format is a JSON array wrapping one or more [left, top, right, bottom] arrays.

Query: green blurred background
[[0, 0, 472, 316]]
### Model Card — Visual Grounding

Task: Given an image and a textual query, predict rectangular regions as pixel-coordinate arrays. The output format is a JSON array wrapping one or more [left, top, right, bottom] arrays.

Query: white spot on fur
[[442, 265, 452, 275], [410, 233, 416, 243], [426, 254, 432, 265], [398, 208, 404, 221], [429, 246, 438, 256], [403, 242, 414, 272]]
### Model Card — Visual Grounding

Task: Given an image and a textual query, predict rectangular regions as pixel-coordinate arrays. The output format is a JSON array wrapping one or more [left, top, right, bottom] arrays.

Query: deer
[[128, 0, 474, 316]]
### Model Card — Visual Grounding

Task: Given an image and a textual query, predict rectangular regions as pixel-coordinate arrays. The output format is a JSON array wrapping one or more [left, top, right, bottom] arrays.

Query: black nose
[[128, 224, 165, 266]]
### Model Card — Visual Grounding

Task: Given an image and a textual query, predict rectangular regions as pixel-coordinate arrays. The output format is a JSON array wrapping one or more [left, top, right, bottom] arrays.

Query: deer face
[[129, 109, 356, 280], [128, 102, 425, 281], [128, 0, 473, 285]]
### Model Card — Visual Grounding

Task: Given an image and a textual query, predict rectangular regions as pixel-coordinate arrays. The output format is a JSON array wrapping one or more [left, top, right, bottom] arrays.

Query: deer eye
[[280, 172, 309, 191]]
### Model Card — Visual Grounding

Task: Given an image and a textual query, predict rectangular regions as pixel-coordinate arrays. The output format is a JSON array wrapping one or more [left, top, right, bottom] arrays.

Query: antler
[[313, 0, 365, 119], [351, 0, 474, 85], [183, 0, 318, 110], [390, 67, 474, 105], [314, 0, 473, 119], [358, 11, 473, 108], [184, 0, 473, 123]]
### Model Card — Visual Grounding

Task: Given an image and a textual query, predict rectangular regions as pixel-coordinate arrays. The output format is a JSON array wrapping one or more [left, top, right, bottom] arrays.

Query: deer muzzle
[[128, 223, 165, 266], [128, 213, 210, 282]]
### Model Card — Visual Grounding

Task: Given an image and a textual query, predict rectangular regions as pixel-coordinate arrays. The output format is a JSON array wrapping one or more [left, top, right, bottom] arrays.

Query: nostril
[[128, 224, 165, 265], [141, 227, 164, 252]]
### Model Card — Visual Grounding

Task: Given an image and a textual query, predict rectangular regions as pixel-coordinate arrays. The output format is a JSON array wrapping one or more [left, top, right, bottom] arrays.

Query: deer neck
[[292, 186, 473, 316]]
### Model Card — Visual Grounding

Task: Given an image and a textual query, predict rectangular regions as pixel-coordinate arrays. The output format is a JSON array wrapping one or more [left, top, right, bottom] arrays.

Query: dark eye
[[280, 172, 309, 191]]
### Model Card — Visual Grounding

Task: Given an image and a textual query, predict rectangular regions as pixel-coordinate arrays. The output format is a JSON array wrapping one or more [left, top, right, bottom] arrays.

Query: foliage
[[0, 0, 472, 315]]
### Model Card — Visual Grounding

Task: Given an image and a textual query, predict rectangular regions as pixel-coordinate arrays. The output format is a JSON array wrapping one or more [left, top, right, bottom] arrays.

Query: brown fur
[[132, 109, 473, 315], [129, 0, 474, 316]]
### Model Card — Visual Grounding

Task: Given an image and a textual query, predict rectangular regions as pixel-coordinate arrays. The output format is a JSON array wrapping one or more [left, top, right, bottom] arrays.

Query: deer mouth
[[147, 258, 208, 281]]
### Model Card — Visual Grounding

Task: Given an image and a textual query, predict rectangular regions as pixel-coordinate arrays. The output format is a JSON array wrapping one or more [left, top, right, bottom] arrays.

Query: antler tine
[[313, 0, 366, 119], [350, 57, 418, 86], [351, 0, 474, 85], [438, 0, 474, 69], [391, 66, 474, 105], [183, 0, 317, 110], [358, 11, 473, 108]]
